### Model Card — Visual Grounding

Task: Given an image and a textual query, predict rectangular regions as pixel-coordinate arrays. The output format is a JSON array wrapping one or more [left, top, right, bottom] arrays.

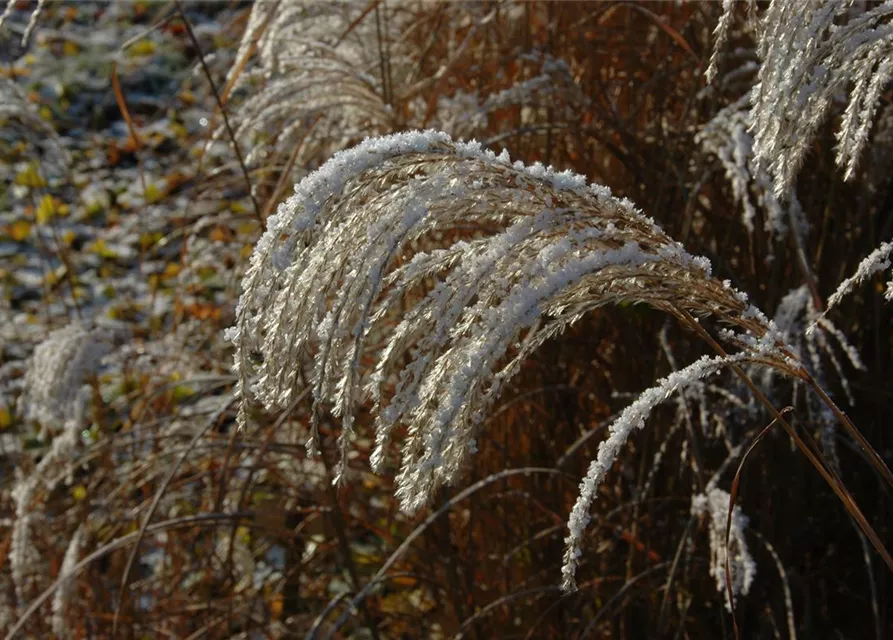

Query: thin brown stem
[[318, 440, 382, 640], [175, 1, 261, 222]]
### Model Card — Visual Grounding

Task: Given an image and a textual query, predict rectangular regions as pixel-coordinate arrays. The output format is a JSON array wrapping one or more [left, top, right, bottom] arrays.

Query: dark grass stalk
[[453, 586, 563, 640], [433, 486, 474, 638], [5, 512, 258, 640], [23, 193, 66, 320], [751, 530, 798, 640], [317, 438, 383, 640], [576, 562, 670, 639], [219, 3, 274, 105], [802, 373, 893, 489], [174, 0, 261, 222], [224, 389, 311, 629], [374, 2, 390, 108]]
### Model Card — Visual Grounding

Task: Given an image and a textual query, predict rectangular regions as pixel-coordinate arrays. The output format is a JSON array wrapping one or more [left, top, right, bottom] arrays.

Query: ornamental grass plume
[[229, 129, 812, 591], [712, 0, 893, 195], [10, 324, 113, 610]]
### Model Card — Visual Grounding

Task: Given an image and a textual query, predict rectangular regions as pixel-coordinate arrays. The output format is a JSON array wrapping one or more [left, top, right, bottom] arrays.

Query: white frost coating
[[826, 240, 893, 311], [18, 323, 115, 432], [561, 353, 751, 592], [705, 0, 738, 84], [691, 487, 757, 608], [10, 384, 92, 611], [231, 130, 793, 593], [747, 0, 893, 195], [696, 96, 794, 240], [807, 240, 893, 335], [768, 286, 863, 404]]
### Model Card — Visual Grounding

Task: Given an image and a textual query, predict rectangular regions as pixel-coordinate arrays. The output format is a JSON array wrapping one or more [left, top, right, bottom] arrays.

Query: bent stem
[[725, 407, 793, 639], [679, 310, 893, 574]]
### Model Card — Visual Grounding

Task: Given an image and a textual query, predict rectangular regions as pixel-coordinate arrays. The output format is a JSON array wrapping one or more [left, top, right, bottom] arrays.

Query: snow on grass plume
[[230, 130, 799, 591]]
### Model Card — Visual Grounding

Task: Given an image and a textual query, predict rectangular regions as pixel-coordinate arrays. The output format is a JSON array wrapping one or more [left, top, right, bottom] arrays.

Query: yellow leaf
[[0, 406, 11, 429], [237, 221, 258, 235], [36, 195, 59, 223], [7, 220, 31, 241], [172, 385, 195, 402], [162, 262, 181, 278], [270, 593, 283, 619], [128, 39, 156, 58], [88, 239, 119, 259], [145, 182, 163, 203], [170, 121, 188, 139], [63, 40, 79, 56], [15, 164, 45, 188]]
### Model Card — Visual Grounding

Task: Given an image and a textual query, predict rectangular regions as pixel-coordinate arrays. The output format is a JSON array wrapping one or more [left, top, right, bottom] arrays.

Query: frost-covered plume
[[52, 524, 85, 638], [759, 286, 864, 471], [10, 382, 92, 610], [691, 487, 757, 607], [697, 95, 793, 239], [18, 323, 115, 432], [745, 0, 893, 195], [436, 54, 588, 140], [705, 0, 740, 85], [11, 324, 114, 609], [0, 0, 46, 45], [223, 1, 402, 168], [810, 241, 893, 331], [479, 54, 587, 116], [770, 286, 864, 404], [230, 129, 801, 591]]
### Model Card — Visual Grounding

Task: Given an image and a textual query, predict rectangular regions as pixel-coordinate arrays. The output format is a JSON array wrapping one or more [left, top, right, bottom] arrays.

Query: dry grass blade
[[110, 62, 147, 199], [5, 512, 253, 640], [175, 1, 261, 221], [600, 2, 698, 61]]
